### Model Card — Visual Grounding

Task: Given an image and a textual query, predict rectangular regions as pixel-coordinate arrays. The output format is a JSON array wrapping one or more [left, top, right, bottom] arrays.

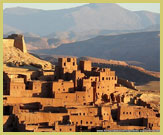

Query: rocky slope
[[3, 45, 52, 70]]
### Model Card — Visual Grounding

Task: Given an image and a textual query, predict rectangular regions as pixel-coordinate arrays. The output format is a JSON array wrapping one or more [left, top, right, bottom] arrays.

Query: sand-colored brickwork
[[3, 57, 160, 132]]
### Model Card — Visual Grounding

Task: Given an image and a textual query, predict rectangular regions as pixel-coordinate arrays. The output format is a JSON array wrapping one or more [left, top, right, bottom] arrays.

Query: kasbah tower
[[3, 34, 160, 132]]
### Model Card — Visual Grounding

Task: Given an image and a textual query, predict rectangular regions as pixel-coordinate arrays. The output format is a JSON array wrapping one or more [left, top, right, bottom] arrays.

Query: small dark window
[[70, 128, 72, 131], [81, 120, 83, 124], [60, 129, 62, 131], [64, 62, 66, 66], [86, 121, 88, 124], [90, 121, 92, 124], [83, 113, 85, 116], [67, 58, 71, 62], [102, 77, 104, 80], [73, 62, 75, 66]]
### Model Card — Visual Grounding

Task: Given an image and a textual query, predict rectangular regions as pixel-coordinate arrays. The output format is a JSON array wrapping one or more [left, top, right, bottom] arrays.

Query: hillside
[[3, 45, 52, 70], [31, 31, 160, 72], [83, 57, 160, 85], [93, 63, 159, 85], [4, 25, 159, 51]]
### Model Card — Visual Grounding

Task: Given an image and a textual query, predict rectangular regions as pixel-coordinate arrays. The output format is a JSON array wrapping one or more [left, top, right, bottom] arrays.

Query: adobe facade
[[3, 57, 160, 132]]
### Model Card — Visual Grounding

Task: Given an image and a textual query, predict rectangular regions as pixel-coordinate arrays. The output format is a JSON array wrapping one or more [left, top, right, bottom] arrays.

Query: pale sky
[[3, 3, 160, 13]]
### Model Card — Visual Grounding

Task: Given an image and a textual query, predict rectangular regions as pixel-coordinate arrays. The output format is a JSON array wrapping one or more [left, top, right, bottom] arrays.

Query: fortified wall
[[3, 34, 27, 53]]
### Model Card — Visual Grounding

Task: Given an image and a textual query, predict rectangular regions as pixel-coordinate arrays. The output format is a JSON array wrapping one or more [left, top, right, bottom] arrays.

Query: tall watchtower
[[58, 57, 77, 72], [7, 34, 27, 53], [79, 60, 92, 72], [56, 58, 78, 80]]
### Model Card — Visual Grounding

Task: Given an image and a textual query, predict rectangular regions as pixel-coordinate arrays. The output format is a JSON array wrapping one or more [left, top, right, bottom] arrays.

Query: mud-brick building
[[3, 57, 160, 132]]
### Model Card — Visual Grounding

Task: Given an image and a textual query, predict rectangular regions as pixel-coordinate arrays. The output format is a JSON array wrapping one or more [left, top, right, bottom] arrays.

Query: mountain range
[[4, 3, 160, 48], [31, 31, 160, 72], [3, 3, 160, 72], [4, 3, 160, 35]]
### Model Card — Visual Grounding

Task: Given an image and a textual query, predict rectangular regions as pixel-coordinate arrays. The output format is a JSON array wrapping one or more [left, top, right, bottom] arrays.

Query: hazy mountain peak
[[4, 6, 42, 15], [87, 3, 119, 8], [4, 3, 160, 35]]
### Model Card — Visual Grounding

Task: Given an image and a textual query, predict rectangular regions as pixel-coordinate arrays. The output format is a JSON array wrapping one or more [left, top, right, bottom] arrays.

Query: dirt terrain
[[3, 45, 52, 70]]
